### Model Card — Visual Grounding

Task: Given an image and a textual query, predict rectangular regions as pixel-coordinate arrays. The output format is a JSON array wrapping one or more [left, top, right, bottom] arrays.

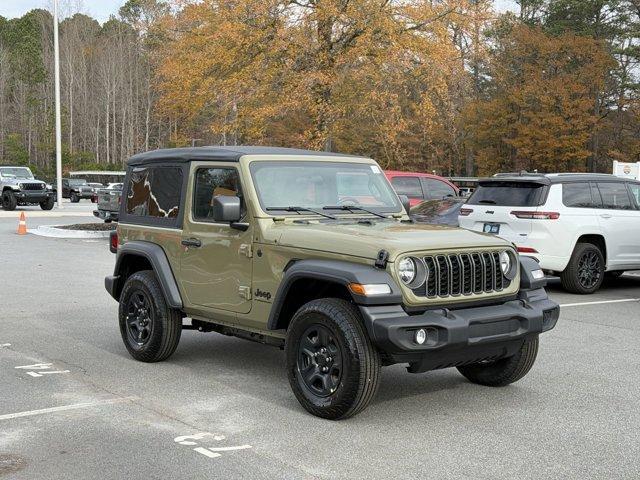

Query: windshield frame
[[248, 159, 403, 216], [0, 167, 34, 180]]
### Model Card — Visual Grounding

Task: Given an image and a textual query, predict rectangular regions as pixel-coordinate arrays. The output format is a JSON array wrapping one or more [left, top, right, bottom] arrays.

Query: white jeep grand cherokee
[[459, 173, 640, 294]]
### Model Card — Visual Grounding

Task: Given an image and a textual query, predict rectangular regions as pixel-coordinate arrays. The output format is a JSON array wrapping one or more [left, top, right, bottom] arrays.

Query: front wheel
[[70, 192, 80, 203], [118, 270, 182, 362], [285, 298, 381, 420], [40, 197, 55, 210], [457, 336, 539, 387], [2, 190, 17, 211], [560, 243, 605, 294]]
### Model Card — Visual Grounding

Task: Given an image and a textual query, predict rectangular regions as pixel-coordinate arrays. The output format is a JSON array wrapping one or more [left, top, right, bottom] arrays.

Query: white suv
[[458, 173, 640, 294]]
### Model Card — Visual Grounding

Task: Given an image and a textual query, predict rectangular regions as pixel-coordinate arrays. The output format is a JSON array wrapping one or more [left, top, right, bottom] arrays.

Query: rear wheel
[[457, 336, 539, 387], [40, 197, 55, 210], [2, 190, 17, 211], [560, 242, 605, 294], [118, 270, 182, 362], [285, 298, 381, 420]]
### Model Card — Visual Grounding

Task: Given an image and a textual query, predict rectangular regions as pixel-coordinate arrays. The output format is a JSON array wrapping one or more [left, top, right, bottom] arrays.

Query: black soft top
[[127, 146, 361, 166]]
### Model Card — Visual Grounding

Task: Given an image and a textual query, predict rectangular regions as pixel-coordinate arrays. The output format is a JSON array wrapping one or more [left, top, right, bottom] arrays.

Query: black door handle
[[181, 238, 202, 248]]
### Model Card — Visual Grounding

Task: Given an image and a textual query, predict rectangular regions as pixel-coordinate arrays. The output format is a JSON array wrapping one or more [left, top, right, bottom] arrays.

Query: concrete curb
[[29, 225, 112, 239]]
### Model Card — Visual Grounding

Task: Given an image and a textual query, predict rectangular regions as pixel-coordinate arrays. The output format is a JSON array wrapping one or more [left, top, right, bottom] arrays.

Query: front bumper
[[15, 190, 55, 204], [359, 288, 559, 372]]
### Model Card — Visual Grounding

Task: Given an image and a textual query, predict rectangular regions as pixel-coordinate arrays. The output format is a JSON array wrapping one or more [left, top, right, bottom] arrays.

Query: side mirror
[[212, 195, 242, 223], [398, 195, 411, 214]]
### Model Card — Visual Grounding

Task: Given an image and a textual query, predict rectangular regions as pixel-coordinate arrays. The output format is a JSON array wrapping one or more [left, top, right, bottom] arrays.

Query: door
[[179, 164, 253, 315], [596, 181, 640, 267]]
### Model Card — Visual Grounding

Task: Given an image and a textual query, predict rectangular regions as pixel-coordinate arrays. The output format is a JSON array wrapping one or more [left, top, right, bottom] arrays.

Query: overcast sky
[[1, 0, 520, 23]]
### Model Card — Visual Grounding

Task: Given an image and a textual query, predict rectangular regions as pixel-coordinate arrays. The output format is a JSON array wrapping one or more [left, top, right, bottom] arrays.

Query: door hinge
[[239, 243, 253, 258], [239, 286, 252, 300]]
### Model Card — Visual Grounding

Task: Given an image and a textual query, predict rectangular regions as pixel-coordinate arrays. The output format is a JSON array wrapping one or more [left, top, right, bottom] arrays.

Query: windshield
[[0, 167, 34, 179], [250, 161, 402, 214], [69, 179, 87, 186]]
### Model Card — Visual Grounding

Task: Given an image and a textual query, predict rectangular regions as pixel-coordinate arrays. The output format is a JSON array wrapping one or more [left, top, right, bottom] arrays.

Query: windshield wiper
[[265, 206, 336, 219], [323, 205, 389, 219]]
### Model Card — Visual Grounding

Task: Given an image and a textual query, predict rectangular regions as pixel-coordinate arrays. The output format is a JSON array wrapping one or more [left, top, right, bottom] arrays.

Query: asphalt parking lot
[[1, 206, 639, 479]]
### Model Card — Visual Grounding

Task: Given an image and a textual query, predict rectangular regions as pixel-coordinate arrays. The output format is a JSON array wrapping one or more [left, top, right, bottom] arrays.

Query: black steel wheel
[[297, 324, 344, 398], [285, 298, 381, 420], [2, 190, 17, 211], [118, 270, 182, 362], [124, 290, 154, 349], [561, 243, 605, 294]]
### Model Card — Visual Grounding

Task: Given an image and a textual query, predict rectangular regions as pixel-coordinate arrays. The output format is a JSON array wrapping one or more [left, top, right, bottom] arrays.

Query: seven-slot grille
[[21, 182, 45, 190], [412, 251, 507, 299]]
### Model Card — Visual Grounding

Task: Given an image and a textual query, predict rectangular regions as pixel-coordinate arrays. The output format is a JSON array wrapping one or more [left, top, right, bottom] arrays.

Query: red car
[[385, 170, 459, 207]]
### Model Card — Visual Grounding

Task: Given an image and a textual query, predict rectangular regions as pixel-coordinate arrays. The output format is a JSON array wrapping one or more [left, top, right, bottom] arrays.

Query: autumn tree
[[467, 24, 614, 174]]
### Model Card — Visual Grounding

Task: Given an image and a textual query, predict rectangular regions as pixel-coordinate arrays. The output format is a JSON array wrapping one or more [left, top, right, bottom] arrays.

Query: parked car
[[385, 171, 459, 207], [105, 146, 559, 420], [410, 197, 467, 226], [93, 183, 123, 222], [458, 173, 640, 294], [0, 166, 55, 211], [60, 178, 96, 202]]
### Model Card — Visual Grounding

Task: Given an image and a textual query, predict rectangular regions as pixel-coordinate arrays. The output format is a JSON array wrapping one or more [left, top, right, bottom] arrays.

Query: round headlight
[[499, 250, 516, 279], [18, 183, 24, 189], [398, 258, 416, 284]]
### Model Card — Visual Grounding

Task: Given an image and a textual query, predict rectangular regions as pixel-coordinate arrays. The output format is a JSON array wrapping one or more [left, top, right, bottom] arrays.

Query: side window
[[597, 182, 633, 210], [193, 168, 243, 221], [422, 178, 456, 200], [390, 176, 423, 199], [627, 183, 640, 209], [562, 182, 593, 208], [126, 166, 183, 218]]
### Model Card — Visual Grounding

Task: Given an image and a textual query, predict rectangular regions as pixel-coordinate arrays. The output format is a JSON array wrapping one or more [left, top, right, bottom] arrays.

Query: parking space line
[[560, 298, 639, 308], [0, 397, 139, 421]]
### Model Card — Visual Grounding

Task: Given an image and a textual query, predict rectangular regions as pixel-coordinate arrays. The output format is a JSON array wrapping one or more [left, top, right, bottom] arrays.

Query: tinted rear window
[[597, 182, 633, 210], [126, 166, 183, 218], [562, 183, 595, 208], [467, 182, 545, 207]]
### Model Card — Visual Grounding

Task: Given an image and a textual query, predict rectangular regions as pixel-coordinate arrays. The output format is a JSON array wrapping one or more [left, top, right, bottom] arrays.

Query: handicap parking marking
[[15, 362, 70, 378], [174, 432, 252, 459]]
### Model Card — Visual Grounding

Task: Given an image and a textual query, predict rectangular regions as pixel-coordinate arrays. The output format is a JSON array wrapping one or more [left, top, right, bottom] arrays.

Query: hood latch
[[375, 250, 389, 269]]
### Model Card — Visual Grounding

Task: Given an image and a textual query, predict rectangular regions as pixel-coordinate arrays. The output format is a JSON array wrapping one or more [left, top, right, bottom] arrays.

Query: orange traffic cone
[[17, 212, 27, 235]]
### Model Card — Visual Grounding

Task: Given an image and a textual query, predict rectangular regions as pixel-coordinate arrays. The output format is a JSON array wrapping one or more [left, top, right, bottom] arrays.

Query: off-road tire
[[285, 298, 381, 420], [118, 270, 182, 362], [560, 242, 605, 294], [2, 190, 17, 211], [457, 336, 539, 387], [40, 197, 55, 210], [70, 192, 80, 203]]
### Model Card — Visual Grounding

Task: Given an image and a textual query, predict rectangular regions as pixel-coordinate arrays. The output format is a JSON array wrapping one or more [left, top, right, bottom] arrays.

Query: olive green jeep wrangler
[[105, 146, 559, 419]]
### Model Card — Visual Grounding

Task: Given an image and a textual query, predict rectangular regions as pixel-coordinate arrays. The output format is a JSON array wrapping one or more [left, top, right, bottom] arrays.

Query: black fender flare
[[267, 259, 402, 330], [519, 256, 546, 291], [109, 241, 183, 309]]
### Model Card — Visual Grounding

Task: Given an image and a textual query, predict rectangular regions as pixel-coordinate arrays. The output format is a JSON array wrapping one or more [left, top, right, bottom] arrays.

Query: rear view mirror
[[212, 195, 241, 223], [398, 195, 411, 214]]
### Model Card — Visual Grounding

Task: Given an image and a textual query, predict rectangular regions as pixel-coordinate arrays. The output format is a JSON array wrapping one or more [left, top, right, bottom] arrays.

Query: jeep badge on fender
[[105, 146, 559, 420]]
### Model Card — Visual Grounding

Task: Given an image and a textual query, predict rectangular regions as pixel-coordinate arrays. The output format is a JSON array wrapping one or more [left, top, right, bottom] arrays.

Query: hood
[[262, 219, 511, 261]]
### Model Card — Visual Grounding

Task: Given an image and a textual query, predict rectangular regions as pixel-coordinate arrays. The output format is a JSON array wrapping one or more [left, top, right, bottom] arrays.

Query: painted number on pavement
[[174, 432, 252, 459]]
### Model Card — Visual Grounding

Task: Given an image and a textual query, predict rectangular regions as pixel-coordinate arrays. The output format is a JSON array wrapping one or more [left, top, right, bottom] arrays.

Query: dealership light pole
[[53, 0, 63, 208]]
